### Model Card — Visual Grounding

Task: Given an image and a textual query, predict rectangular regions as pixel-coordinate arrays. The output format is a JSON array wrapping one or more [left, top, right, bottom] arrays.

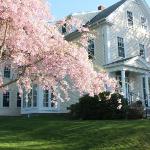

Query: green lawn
[[0, 116, 150, 150]]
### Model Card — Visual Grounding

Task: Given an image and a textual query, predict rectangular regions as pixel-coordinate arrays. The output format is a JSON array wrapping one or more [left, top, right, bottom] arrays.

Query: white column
[[145, 75, 150, 106], [121, 70, 126, 98]]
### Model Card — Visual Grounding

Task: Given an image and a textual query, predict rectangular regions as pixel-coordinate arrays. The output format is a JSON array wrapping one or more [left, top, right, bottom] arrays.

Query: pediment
[[125, 56, 150, 70]]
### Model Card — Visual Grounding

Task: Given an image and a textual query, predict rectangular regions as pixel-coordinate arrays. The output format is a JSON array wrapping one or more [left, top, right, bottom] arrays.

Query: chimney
[[98, 5, 105, 11]]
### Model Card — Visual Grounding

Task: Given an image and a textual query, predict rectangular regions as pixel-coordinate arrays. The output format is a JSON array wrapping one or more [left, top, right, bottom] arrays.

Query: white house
[[0, 0, 150, 116]]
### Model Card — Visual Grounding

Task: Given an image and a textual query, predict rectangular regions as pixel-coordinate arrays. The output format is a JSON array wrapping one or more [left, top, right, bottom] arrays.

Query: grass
[[0, 116, 150, 150]]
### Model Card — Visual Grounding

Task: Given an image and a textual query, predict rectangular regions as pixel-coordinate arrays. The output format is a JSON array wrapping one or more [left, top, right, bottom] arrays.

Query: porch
[[105, 56, 150, 107]]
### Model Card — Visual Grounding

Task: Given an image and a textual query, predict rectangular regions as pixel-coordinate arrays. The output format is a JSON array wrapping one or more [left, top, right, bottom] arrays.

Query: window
[[62, 23, 67, 34], [127, 11, 133, 26], [27, 90, 32, 107], [22, 84, 37, 108], [139, 44, 145, 58], [17, 92, 21, 107], [51, 92, 56, 108], [43, 90, 49, 107], [117, 37, 125, 57], [88, 39, 94, 59], [141, 17, 147, 29], [4, 65, 11, 78], [3, 92, 9, 107], [33, 84, 37, 107]]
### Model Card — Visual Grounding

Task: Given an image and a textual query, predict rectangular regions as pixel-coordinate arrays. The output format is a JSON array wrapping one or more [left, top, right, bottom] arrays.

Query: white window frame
[[141, 16, 147, 30], [4, 65, 11, 79], [43, 90, 49, 107], [139, 44, 145, 59], [117, 37, 125, 58], [23, 84, 38, 108], [88, 39, 95, 59], [127, 11, 133, 27], [3, 91, 10, 107]]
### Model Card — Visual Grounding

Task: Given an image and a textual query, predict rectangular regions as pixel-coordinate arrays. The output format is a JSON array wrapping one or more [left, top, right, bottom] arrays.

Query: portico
[[105, 56, 150, 107]]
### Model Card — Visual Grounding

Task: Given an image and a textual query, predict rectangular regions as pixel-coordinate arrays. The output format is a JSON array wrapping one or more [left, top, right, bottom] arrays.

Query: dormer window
[[127, 11, 133, 27], [88, 39, 94, 59], [139, 44, 145, 58], [117, 37, 125, 58], [141, 17, 147, 29], [4, 65, 11, 78], [62, 23, 67, 34]]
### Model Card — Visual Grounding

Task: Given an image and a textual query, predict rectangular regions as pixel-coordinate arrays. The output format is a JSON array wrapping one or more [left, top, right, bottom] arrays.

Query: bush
[[127, 100, 144, 119], [68, 92, 128, 120]]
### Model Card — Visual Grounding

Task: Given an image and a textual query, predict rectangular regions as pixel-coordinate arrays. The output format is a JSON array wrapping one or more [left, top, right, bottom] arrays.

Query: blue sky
[[49, 0, 150, 20]]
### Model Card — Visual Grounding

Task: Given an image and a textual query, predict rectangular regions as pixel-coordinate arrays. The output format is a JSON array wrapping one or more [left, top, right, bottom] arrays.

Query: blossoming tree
[[0, 0, 116, 99]]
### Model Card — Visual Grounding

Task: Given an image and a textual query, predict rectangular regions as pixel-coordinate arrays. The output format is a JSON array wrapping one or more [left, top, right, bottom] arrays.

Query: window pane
[[51, 92, 56, 108], [33, 85, 37, 107], [17, 92, 21, 107], [141, 17, 147, 29], [127, 11, 133, 26], [117, 37, 125, 57], [43, 90, 49, 107], [62, 23, 67, 34], [3, 92, 9, 107], [27, 90, 32, 107], [139, 44, 145, 58], [88, 39, 94, 59], [4, 65, 11, 78]]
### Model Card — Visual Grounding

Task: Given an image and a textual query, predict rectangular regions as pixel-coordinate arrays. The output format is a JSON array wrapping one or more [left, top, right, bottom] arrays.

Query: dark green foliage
[[127, 100, 144, 119], [68, 92, 128, 120]]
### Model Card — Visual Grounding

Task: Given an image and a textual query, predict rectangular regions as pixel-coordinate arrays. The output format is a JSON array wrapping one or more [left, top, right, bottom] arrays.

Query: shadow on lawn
[[0, 116, 150, 150]]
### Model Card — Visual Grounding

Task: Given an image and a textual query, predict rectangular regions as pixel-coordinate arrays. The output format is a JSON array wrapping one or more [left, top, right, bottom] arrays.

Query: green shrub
[[68, 92, 128, 120], [127, 100, 144, 119]]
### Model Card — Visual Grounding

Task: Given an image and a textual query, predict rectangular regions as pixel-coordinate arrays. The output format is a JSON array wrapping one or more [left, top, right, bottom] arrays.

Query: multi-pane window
[[139, 44, 145, 58], [22, 84, 37, 108], [117, 37, 125, 58], [33, 84, 37, 107], [17, 92, 21, 107], [4, 65, 11, 78], [27, 90, 32, 107], [51, 92, 55, 108], [88, 39, 94, 59], [62, 23, 67, 34], [127, 11, 133, 26], [43, 90, 49, 107], [3, 92, 9, 107], [141, 17, 147, 29]]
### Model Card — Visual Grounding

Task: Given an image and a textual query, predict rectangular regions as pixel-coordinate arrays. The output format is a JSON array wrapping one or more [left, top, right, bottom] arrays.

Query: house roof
[[87, 0, 127, 25], [65, 0, 127, 39]]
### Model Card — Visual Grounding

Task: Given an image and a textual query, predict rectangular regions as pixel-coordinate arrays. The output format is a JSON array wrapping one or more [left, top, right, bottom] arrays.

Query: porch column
[[121, 69, 126, 98], [145, 75, 150, 106]]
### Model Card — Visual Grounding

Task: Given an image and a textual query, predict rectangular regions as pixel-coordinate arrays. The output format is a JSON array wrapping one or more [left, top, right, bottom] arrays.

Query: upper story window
[[127, 11, 133, 27], [4, 65, 11, 78], [117, 37, 125, 58], [141, 17, 147, 30], [139, 44, 145, 58], [62, 23, 67, 34], [3, 92, 10, 107], [88, 39, 94, 59]]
